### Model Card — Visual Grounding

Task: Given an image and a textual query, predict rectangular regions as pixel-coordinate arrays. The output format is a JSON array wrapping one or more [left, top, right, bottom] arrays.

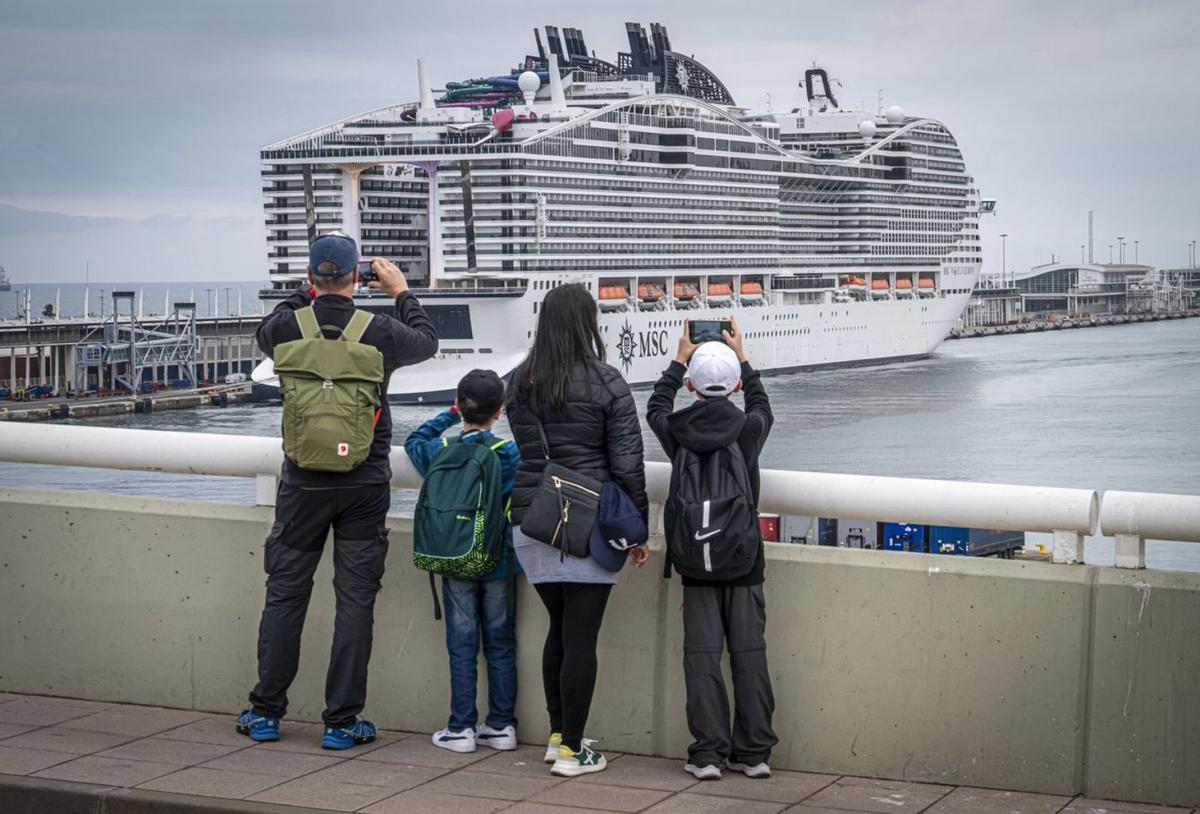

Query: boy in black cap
[[405, 370, 522, 754]]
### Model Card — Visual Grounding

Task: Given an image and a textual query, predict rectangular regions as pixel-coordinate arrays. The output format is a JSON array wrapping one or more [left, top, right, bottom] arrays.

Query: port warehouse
[[962, 262, 1199, 327], [0, 312, 264, 396]]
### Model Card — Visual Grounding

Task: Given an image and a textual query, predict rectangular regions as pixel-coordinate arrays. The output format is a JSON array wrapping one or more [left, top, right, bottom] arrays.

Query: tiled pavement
[[0, 693, 1194, 814]]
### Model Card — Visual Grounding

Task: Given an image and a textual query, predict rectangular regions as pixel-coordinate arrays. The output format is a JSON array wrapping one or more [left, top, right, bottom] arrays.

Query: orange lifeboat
[[870, 278, 891, 291], [598, 284, 630, 312], [707, 282, 734, 305], [674, 282, 699, 301], [740, 281, 765, 305], [637, 283, 665, 301]]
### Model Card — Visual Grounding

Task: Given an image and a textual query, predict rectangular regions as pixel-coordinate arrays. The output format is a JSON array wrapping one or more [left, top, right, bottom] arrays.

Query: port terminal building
[[964, 261, 1193, 327]]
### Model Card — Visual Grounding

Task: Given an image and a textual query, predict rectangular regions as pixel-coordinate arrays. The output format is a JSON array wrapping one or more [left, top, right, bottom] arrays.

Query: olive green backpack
[[273, 306, 384, 473]]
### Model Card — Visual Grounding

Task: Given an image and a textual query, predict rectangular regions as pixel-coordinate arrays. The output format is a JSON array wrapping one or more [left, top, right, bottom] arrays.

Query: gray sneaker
[[726, 760, 771, 778], [685, 763, 722, 780]]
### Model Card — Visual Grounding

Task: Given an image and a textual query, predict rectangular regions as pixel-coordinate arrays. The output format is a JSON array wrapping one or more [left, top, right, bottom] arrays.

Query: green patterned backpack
[[413, 436, 509, 617]]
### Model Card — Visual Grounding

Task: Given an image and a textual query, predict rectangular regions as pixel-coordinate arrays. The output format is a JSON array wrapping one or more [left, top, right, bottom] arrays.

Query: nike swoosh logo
[[694, 529, 723, 541]]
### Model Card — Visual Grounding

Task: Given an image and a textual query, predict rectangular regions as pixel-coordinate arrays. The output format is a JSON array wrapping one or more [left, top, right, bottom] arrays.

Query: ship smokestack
[[548, 53, 567, 112], [417, 58, 435, 113]]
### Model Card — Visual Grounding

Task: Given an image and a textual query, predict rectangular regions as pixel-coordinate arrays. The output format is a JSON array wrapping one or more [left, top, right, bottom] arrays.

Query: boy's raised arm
[[403, 407, 461, 477]]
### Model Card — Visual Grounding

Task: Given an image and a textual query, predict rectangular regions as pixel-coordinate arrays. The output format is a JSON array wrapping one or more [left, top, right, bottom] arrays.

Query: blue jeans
[[442, 577, 518, 732]]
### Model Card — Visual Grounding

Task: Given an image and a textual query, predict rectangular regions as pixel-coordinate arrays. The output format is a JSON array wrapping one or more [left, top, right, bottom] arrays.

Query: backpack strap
[[294, 306, 319, 340], [430, 572, 442, 621], [342, 310, 373, 344]]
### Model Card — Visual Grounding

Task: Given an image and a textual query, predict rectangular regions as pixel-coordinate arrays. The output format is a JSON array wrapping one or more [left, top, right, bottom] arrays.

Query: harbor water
[[2, 316, 1197, 570]]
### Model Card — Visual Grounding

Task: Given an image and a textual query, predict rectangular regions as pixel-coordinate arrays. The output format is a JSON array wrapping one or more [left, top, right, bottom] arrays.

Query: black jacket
[[257, 289, 439, 487], [646, 359, 774, 586], [506, 360, 649, 526]]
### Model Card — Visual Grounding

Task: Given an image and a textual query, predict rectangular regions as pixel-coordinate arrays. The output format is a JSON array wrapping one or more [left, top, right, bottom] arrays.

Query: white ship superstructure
[[256, 23, 988, 401]]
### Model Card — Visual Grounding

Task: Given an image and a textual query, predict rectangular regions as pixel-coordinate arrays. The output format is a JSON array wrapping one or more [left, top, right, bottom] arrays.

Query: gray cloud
[[1, 0, 1198, 282]]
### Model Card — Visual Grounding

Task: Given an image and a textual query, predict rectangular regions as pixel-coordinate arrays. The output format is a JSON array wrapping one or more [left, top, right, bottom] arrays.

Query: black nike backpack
[[663, 441, 761, 581]]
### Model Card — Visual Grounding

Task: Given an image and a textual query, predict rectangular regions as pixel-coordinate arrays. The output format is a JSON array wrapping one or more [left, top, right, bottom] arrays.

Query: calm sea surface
[[2, 314, 1197, 570]]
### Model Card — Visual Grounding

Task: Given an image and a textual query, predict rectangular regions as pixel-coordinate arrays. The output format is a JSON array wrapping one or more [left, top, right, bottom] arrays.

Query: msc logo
[[615, 320, 670, 374]]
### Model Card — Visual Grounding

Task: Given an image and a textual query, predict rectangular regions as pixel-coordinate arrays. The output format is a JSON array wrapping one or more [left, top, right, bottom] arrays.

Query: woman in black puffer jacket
[[505, 283, 648, 777]]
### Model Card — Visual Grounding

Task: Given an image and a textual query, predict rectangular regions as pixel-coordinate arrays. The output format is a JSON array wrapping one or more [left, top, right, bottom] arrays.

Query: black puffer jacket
[[506, 360, 649, 526]]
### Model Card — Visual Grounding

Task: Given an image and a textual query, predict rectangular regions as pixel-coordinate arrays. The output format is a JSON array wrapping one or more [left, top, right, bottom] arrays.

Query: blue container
[[883, 523, 926, 552], [930, 526, 1024, 557]]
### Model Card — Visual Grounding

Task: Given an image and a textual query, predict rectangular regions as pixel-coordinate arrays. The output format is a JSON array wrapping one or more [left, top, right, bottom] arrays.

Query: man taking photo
[[237, 232, 438, 750]]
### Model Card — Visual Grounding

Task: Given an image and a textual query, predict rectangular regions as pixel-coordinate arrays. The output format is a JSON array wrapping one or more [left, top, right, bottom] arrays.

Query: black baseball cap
[[457, 369, 505, 411]]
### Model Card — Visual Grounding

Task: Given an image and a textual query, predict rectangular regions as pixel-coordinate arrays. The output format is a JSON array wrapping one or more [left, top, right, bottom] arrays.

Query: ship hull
[[252, 270, 977, 403]]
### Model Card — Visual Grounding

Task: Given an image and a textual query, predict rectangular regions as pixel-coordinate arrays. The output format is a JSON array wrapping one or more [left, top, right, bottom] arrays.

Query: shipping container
[[837, 519, 879, 549], [759, 513, 781, 542], [883, 523, 926, 553], [929, 526, 1024, 558], [780, 515, 838, 546]]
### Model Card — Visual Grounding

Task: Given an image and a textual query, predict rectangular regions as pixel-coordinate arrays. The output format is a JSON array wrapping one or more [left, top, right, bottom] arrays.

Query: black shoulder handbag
[[520, 419, 602, 558]]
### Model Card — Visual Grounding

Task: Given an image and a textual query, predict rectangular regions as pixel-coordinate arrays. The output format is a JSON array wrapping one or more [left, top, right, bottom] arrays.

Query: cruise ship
[[254, 23, 991, 401]]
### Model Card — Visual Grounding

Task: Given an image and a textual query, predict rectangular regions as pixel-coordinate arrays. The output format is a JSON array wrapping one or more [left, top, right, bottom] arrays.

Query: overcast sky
[[1, 0, 1198, 283]]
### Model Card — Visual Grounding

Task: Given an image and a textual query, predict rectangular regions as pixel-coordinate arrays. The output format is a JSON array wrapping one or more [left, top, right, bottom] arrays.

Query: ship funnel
[[417, 58, 435, 113], [548, 53, 567, 112]]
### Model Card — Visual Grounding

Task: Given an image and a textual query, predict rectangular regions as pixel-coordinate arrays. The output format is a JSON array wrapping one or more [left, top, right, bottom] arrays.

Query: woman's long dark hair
[[509, 283, 605, 418]]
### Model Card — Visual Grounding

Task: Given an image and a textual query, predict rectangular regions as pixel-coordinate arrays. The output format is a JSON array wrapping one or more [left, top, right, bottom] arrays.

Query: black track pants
[[249, 482, 390, 728], [533, 582, 612, 752], [682, 583, 778, 767]]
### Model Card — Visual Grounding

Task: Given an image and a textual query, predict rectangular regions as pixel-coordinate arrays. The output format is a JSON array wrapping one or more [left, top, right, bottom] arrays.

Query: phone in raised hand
[[689, 319, 733, 344], [356, 260, 378, 283]]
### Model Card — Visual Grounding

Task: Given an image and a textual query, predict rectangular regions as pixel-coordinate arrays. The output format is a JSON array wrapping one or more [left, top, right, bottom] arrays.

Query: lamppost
[[205, 288, 214, 319], [1000, 233, 1008, 285], [1190, 240, 1196, 270], [1117, 236, 1125, 264], [1134, 240, 1139, 265], [223, 287, 232, 318], [1080, 244, 1085, 264], [1108, 244, 1113, 263]]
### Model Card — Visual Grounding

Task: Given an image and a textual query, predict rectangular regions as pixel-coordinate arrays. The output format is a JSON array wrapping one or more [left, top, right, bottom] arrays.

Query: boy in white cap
[[645, 317, 777, 782]]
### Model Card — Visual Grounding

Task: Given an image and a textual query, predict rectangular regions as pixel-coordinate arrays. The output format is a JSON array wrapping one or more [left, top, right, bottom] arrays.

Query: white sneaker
[[685, 763, 722, 780], [726, 760, 771, 778], [431, 727, 476, 753], [476, 723, 517, 751], [550, 741, 607, 777], [543, 732, 562, 764]]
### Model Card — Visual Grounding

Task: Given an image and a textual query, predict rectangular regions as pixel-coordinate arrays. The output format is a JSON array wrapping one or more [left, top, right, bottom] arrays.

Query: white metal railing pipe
[[0, 423, 424, 489], [1100, 490, 1200, 543], [2, 424, 1098, 539]]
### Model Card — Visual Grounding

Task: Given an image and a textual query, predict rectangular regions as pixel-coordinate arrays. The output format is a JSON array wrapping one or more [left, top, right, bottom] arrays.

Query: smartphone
[[689, 320, 732, 343], [356, 260, 378, 283]]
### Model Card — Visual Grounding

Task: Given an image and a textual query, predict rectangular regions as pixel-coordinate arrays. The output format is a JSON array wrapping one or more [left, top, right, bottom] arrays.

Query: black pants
[[533, 582, 612, 751], [682, 583, 778, 767], [249, 482, 390, 728]]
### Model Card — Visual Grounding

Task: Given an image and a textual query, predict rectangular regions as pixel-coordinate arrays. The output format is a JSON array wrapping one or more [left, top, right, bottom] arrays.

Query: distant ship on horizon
[[253, 22, 990, 402]]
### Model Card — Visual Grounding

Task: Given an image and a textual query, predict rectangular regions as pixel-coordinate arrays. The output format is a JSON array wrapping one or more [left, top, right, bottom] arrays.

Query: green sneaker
[[550, 741, 607, 777]]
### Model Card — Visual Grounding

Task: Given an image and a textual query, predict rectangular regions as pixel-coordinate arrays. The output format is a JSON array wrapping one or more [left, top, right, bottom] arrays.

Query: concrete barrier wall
[[1, 488, 1196, 806]]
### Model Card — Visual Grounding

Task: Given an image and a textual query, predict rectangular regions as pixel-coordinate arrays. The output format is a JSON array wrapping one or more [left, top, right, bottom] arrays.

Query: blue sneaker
[[322, 719, 377, 750], [235, 709, 280, 742]]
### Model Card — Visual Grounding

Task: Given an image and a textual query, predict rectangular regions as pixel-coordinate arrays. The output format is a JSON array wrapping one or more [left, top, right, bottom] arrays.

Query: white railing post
[[255, 474, 278, 508], [1113, 533, 1146, 569], [1052, 530, 1085, 565]]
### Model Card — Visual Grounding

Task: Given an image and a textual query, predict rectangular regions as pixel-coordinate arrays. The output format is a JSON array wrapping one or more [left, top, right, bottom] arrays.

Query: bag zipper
[[551, 475, 599, 498]]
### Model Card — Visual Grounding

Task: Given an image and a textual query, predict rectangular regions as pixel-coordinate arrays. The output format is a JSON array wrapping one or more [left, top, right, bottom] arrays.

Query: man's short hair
[[457, 369, 505, 424], [312, 262, 346, 290]]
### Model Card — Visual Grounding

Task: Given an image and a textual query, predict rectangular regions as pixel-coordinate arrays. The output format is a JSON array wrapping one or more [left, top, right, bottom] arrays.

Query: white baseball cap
[[686, 342, 742, 397]]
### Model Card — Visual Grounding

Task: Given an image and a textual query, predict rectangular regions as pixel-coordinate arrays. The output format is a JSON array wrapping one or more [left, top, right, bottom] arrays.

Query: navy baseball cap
[[589, 482, 649, 572], [309, 232, 359, 278]]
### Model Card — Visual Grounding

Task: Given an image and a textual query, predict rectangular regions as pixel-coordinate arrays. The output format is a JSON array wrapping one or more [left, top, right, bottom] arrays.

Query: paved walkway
[[0, 693, 1192, 814]]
